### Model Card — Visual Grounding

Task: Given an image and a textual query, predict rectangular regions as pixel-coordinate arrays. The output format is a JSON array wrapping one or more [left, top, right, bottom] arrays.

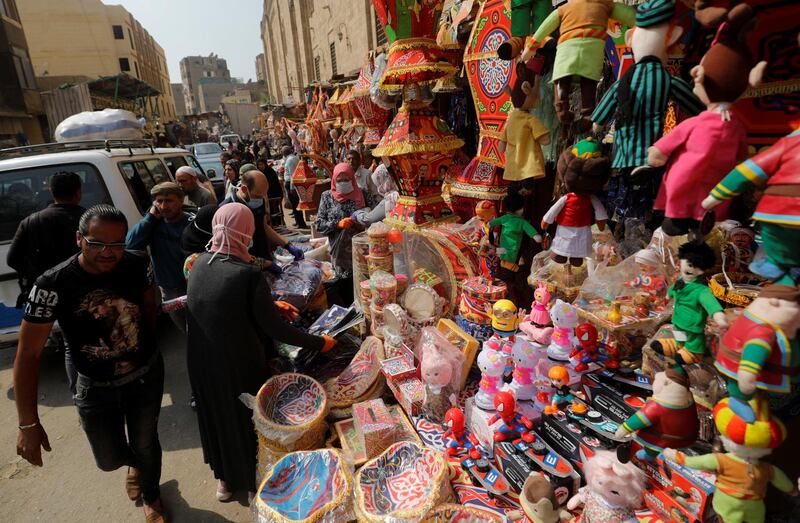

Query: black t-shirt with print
[[23, 251, 157, 381]]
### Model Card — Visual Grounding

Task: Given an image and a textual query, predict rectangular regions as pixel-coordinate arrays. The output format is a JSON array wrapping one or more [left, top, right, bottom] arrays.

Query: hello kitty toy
[[519, 283, 555, 344], [508, 337, 544, 401], [547, 299, 579, 361], [475, 348, 507, 410]]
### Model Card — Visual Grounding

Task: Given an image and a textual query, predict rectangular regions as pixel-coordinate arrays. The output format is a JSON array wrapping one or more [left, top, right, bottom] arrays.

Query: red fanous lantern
[[449, 157, 509, 222], [352, 60, 391, 145], [293, 157, 318, 211]]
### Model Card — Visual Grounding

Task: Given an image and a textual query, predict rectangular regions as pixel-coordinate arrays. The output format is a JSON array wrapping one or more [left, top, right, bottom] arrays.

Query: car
[[0, 139, 203, 348], [187, 142, 225, 197], [219, 133, 241, 148]]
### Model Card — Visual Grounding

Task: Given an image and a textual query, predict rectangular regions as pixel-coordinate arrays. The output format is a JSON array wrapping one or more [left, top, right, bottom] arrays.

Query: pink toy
[[508, 337, 544, 401], [566, 450, 646, 522], [519, 283, 555, 344], [420, 348, 456, 424], [546, 299, 578, 361], [475, 347, 506, 410]]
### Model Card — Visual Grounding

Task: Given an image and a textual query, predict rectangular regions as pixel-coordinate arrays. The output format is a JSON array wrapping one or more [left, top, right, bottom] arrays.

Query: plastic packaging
[[54, 109, 144, 142], [367, 222, 392, 256], [369, 270, 397, 308], [268, 260, 323, 311], [528, 250, 589, 303]]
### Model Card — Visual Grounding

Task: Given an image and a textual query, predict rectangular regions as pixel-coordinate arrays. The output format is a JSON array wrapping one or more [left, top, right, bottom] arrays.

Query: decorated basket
[[256, 373, 328, 453], [709, 272, 767, 308], [256, 449, 354, 523], [355, 441, 452, 522], [421, 504, 505, 523], [324, 336, 385, 409]]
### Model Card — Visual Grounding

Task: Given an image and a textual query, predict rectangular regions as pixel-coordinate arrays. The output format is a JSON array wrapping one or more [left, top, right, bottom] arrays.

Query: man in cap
[[175, 166, 214, 208], [126, 182, 193, 330]]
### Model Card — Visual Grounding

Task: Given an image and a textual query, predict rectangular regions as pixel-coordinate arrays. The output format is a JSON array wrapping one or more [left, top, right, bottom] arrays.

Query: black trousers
[[284, 181, 307, 228]]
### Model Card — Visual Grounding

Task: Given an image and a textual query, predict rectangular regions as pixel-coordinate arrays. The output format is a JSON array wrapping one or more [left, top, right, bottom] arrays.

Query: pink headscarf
[[330, 162, 365, 208], [209, 202, 255, 263]]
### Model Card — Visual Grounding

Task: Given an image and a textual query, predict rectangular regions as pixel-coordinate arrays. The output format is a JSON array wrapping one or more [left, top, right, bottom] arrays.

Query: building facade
[[0, 0, 45, 144], [260, 0, 381, 104], [179, 54, 231, 114], [255, 52, 267, 83], [16, 0, 177, 127], [171, 83, 187, 116]]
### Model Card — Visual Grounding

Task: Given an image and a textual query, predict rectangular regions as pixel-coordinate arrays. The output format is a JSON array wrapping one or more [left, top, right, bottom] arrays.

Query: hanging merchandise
[[352, 57, 393, 146], [489, 192, 543, 273]]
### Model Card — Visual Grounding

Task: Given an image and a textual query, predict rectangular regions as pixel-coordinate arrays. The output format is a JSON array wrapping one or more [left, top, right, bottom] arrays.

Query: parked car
[[219, 133, 241, 148], [188, 142, 225, 199], [0, 139, 204, 347]]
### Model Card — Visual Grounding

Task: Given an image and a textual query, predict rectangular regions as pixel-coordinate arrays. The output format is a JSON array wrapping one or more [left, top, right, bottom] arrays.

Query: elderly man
[[175, 166, 214, 208], [346, 149, 377, 198]]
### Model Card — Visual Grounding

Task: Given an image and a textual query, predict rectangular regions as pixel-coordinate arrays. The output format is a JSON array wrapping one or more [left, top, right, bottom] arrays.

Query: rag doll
[[615, 368, 699, 461], [566, 449, 647, 522], [521, 0, 636, 125], [497, 0, 553, 60], [703, 127, 800, 286], [648, 3, 766, 236], [421, 352, 456, 424], [519, 282, 555, 344], [541, 138, 610, 267], [651, 242, 727, 365], [714, 284, 800, 422], [499, 62, 551, 183], [521, 473, 572, 523], [663, 396, 798, 523], [592, 0, 705, 175], [547, 299, 579, 361], [489, 192, 543, 272], [475, 200, 501, 278]]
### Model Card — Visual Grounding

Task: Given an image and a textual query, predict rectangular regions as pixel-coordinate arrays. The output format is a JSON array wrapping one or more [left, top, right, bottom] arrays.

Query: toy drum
[[367, 222, 392, 257], [395, 274, 409, 295], [370, 271, 397, 308]]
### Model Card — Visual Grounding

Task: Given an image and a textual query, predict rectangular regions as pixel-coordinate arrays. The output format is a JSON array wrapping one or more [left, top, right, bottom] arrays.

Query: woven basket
[[709, 272, 766, 308], [422, 504, 505, 522], [256, 373, 328, 453]]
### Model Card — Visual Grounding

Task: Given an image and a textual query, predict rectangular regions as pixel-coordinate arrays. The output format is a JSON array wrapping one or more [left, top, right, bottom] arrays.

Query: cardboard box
[[636, 452, 716, 523], [380, 345, 417, 382], [436, 318, 480, 390], [579, 371, 647, 425], [387, 377, 425, 418], [335, 405, 421, 466], [538, 410, 615, 475], [352, 399, 396, 459]]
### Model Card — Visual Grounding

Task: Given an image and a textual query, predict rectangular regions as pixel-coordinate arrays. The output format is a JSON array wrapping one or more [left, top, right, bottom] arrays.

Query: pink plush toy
[[567, 450, 647, 522], [421, 351, 456, 424], [519, 283, 555, 344]]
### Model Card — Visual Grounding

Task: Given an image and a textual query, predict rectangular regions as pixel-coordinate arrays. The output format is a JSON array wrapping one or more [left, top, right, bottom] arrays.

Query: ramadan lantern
[[352, 60, 392, 145], [293, 157, 319, 212]]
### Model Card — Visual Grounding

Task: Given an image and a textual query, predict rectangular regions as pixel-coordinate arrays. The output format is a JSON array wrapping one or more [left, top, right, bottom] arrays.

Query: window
[[119, 57, 130, 72], [375, 11, 387, 47], [134, 61, 140, 78], [329, 42, 337, 76], [314, 56, 321, 80], [0, 163, 110, 242], [11, 47, 36, 89], [128, 28, 134, 49], [112, 25, 123, 39], [117, 159, 170, 213]]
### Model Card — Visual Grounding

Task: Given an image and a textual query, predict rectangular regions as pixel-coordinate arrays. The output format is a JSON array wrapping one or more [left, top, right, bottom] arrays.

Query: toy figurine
[[566, 450, 647, 522], [475, 200, 500, 278], [703, 128, 800, 285], [489, 299, 524, 338], [420, 350, 457, 424], [541, 139, 610, 267], [648, 4, 766, 237], [521, 0, 636, 128], [614, 368, 699, 461], [592, 0, 705, 176], [521, 474, 572, 523], [714, 284, 800, 422], [663, 397, 798, 523], [544, 365, 573, 415], [652, 242, 727, 365], [519, 282, 554, 344], [443, 407, 482, 459], [547, 299, 579, 361], [499, 62, 551, 184], [624, 249, 668, 298], [509, 337, 544, 401], [475, 347, 507, 410], [489, 391, 535, 443], [489, 192, 543, 272], [570, 323, 606, 372], [606, 301, 623, 324]]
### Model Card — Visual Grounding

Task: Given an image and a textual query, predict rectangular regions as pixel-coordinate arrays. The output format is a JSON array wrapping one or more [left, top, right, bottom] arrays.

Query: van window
[[118, 159, 170, 213], [163, 155, 188, 175], [0, 162, 110, 242]]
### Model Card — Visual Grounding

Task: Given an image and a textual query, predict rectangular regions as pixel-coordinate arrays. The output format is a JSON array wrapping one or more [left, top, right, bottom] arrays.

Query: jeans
[[284, 181, 307, 228], [70, 354, 165, 504], [161, 286, 186, 333]]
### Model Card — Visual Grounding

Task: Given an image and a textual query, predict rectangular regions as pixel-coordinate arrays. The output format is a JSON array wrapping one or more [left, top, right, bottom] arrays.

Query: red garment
[[556, 193, 593, 227], [750, 130, 800, 223], [635, 399, 698, 450]]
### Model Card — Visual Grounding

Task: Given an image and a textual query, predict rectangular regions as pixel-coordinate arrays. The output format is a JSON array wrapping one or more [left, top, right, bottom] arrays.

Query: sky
[[108, 0, 263, 84]]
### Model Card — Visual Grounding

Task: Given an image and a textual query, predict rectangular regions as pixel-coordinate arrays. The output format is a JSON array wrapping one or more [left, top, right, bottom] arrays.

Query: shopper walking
[[175, 166, 214, 208], [280, 146, 307, 228]]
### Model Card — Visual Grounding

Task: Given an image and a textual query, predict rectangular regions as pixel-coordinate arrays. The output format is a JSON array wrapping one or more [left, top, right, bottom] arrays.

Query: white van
[[0, 139, 206, 347]]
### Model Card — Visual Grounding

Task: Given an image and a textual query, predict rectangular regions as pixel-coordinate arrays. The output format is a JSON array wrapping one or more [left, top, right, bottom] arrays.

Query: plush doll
[[647, 3, 766, 236], [489, 192, 543, 272], [703, 128, 800, 285], [542, 138, 610, 267], [651, 242, 727, 365], [624, 248, 669, 299], [547, 299, 579, 361], [714, 284, 800, 422], [421, 351, 456, 424], [475, 347, 507, 410], [475, 200, 501, 278], [521, 473, 572, 523], [592, 0, 705, 174], [614, 368, 699, 461], [544, 365, 574, 414], [566, 449, 647, 523], [489, 391, 535, 443], [519, 282, 555, 344], [497, 0, 554, 60], [499, 62, 551, 183], [520, 0, 636, 125], [663, 397, 798, 523]]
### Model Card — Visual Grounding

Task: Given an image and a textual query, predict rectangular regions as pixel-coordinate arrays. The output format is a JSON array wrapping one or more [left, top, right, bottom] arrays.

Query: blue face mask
[[246, 198, 264, 210]]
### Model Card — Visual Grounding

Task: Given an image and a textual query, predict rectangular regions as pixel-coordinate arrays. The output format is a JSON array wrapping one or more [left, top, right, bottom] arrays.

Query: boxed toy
[[352, 399, 396, 459], [465, 396, 540, 447], [538, 410, 615, 474], [387, 376, 425, 418], [579, 371, 648, 424], [636, 451, 717, 523]]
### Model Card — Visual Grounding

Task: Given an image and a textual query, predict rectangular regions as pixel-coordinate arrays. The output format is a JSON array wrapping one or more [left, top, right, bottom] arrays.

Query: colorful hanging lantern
[[449, 157, 509, 222], [352, 61, 392, 145], [293, 157, 319, 211]]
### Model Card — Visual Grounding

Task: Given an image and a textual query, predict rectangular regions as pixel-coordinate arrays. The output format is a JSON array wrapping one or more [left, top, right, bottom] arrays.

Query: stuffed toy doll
[[592, 0, 705, 175], [475, 200, 501, 278], [647, 3, 766, 237], [702, 128, 800, 286], [521, 473, 572, 523], [614, 368, 699, 461], [499, 62, 551, 183], [489, 192, 543, 272], [566, 449, 647, 523], [541, 138, 610, 266], [497, 0, 554, 60], [652, 242, 727, 365], [663, 397, 799, 523], [714, 284, 800, 422], [520, 0, 636, 126]]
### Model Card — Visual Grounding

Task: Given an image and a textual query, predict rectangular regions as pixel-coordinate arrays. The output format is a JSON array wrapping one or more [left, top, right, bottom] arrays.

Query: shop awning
[[87, 73, 161, 101]]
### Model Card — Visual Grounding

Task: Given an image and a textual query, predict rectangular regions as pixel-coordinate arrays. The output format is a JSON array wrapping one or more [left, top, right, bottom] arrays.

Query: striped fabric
[[592, 60, 705, 169], [636, 0, 676, 28], [713, 397, 787, 449]]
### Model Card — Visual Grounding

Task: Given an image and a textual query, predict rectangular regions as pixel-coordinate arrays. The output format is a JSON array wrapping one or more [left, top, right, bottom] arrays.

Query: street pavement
[[0, 320, 253, 522]]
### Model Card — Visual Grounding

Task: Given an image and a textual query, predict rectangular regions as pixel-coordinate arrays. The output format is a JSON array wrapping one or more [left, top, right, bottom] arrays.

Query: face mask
[[246, 198, 264, 210], [336, 181, 354, 194]]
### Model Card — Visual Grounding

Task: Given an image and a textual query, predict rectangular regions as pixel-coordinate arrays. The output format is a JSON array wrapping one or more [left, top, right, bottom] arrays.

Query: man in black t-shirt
[[14, 205, 167, 523]]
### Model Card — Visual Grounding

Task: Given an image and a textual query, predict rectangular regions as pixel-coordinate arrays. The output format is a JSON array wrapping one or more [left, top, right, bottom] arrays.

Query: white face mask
[[336, 181, 354, 194]]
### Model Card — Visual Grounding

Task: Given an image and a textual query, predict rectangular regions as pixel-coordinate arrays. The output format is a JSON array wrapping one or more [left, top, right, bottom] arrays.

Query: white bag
[[54, 109, 144, 142]]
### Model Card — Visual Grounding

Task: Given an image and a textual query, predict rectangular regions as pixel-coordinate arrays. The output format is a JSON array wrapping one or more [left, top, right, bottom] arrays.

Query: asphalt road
[[0, 321, 253, 523]]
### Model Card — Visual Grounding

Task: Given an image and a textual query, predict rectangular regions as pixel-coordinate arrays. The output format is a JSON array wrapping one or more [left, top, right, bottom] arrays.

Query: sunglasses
[[82, 237, 126, 252]]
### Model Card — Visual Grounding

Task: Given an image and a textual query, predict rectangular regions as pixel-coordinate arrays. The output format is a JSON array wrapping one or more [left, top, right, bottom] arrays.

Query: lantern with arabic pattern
[[293, 157, 319, 212], [352, 61, 392, 145]]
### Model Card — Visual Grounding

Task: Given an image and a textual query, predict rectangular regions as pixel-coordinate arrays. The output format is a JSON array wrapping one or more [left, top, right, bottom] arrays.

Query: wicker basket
[[255, 373, 328, 453], [422, 504, 505, 522], [709, 272, 766, 308]]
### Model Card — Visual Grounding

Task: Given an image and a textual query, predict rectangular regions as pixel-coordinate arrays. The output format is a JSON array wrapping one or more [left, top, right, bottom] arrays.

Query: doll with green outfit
[[489, 192, 542, 272]]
